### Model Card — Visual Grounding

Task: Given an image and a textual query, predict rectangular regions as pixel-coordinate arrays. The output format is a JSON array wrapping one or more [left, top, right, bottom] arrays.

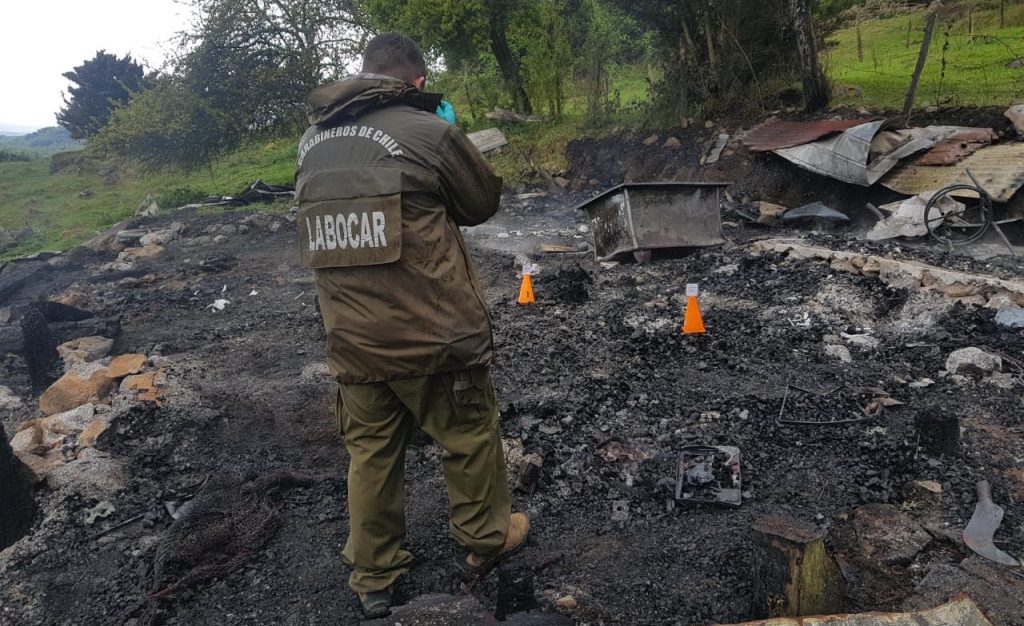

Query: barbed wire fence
[[824, 9, 1024, 110]]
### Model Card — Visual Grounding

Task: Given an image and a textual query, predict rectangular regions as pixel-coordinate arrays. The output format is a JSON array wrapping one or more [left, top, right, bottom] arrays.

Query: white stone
[[40, 404, 96, 436], [825, 344, 852, 363], [945, 347, 1002, 379], [47, 448, 128, 495]]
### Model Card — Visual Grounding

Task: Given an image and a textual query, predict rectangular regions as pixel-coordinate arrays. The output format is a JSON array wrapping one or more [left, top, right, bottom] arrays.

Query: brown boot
[[460, 512, 530, 579]]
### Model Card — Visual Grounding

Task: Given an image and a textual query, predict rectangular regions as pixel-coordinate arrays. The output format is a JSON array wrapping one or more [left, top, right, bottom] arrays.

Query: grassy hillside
[[825, 5, 1024, 108], [0, 139, 296, 260], [0, 127, 83, 159]]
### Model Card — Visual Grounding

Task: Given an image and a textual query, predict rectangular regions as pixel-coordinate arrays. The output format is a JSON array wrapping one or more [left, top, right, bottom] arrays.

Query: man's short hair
[[361, 33, 427, 85]]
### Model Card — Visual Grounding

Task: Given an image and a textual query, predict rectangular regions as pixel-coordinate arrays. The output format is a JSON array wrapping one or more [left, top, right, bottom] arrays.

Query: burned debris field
[[7, 106, 1024, 624], [2, 186, 1023, 626]]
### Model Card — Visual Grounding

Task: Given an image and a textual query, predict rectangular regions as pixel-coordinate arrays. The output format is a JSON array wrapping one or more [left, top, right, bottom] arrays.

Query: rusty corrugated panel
[[881, 142, 1024, 203], [773, 122, 956, 186], [717, 597, 993, 626], [915, 127, 998, 166], [742, 119, 870, 152]]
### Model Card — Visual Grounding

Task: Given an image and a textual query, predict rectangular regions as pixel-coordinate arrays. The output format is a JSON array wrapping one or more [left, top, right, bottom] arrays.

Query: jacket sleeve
[[435, 126, 503, 227]]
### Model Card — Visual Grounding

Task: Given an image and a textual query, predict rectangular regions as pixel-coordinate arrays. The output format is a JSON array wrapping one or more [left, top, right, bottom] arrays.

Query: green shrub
[[93, 80, 235, 171], [156, 186, 208, 208]]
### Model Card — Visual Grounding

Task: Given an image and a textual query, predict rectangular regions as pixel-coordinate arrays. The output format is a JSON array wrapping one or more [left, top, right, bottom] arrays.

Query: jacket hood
[[305, 73, 443, 126]]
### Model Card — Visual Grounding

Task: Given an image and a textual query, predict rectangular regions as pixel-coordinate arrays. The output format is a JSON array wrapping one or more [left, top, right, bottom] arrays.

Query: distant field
[[0, 140, 296, 260], [825, 6, 1024, 109]]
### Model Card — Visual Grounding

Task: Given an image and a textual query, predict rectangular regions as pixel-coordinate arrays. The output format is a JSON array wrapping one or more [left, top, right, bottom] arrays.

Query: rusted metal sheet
[[575, 182, 729, 261], [773, 121, 956, 186], [915, 127, 998, 165], [743, 119, 869, 152], [717, 596, 993, 626], [881, 142, 1024, 203]]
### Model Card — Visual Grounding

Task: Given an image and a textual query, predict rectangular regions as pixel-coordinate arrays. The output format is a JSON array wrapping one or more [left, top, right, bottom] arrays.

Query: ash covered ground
[[1, 188, 1023, 626]]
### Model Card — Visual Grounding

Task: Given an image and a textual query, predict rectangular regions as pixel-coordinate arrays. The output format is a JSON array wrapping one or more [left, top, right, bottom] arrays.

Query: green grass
[[0, 67, 656, 259], [825, 6, 1024, 109], [0, 139, 297, 260]]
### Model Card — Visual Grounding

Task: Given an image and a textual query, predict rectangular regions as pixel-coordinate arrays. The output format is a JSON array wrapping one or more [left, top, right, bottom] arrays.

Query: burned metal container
[[575, 182, 730, 261]]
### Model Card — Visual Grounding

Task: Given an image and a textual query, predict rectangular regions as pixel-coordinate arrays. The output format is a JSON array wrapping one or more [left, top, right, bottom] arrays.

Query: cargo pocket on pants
[[449, 368, 493, 431]]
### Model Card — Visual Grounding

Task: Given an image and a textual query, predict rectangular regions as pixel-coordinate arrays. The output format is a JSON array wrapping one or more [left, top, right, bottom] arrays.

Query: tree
[[176, 0, 370, 135], [361, 0, 534, 113], [789, 0, 829, 111], [608, 0, 813, 121], [56, 51, 145, 140]]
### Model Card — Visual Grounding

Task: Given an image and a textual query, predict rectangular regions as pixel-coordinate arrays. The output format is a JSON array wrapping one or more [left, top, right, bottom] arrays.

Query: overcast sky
[[1, 0, 190, 133]]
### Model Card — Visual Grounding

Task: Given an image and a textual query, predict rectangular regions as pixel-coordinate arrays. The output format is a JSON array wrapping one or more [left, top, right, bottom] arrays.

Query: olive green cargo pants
[[338, 366, 511, 594]]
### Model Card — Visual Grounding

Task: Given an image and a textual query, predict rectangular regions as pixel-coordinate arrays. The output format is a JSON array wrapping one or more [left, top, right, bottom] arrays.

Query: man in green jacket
[[295, 33, 529, 618]]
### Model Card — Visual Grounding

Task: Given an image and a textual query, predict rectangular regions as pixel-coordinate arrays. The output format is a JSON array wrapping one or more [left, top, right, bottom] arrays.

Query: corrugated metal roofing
[[742, 118, 870, 152], [914, 127, 998, 165], [772, 121, 955, 186], [880, 142, 1024, 202]]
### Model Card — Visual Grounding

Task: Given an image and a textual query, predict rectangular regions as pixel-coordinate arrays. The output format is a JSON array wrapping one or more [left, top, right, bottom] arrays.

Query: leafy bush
[[93, 80, 235, 171], [0, 149, 31, 163]]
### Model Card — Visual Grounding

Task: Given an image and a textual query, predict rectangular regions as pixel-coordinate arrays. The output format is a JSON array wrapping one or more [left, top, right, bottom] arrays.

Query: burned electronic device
[[675, 445, 742, 507]]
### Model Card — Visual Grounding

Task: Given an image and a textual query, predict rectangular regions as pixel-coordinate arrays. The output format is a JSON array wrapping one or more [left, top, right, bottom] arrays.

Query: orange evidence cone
[[517, 273, 536, 305], [682, 283, 705, 334]]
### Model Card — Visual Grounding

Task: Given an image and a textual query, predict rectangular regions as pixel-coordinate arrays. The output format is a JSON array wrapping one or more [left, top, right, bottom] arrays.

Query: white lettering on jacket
[[307, 212, 388, 251], [297, 124, 405, 167]]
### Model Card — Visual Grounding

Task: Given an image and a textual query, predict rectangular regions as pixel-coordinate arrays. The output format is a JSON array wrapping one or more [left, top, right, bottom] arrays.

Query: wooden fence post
[[903, 13, 938, 118]]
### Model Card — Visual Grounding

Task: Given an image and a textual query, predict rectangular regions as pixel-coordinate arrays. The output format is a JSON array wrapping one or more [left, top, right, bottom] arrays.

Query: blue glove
[[436, 100, 457, 125]]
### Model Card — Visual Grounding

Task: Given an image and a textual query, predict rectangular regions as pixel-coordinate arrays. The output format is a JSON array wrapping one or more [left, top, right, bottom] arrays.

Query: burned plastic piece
[[575, 183, 730, 262], [675, 445, 742, 506]]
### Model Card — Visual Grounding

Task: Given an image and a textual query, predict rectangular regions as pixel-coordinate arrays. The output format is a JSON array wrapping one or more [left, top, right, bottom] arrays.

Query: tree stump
[[0, 423, 35, 550], [751, 515, 844, 618]]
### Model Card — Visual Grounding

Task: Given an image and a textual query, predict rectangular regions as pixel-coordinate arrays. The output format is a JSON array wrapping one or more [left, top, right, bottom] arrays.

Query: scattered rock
[[0, 385, 24, 411], [139, 223, 183, 246], [39, 403, 96, 436], [841, 332, 880, 351], [78, 415, 115, 448], [662, 137, 681, 150], [107, 354, 147, 378], [1005, 104, 1024, 135], [555, 595, 578, 612], [213, 234, 228, 244], [824, 344, 852, 363], [9, 423, 44, 455], [904, 556, 1024, 626], [994, 307, 1024, 328], [945, 347, 1002, 379], [757, 201, 788, 224], [120, 371, 162, 403], [39, 364, 115, 415], [57, 336, 114, 368], [118, 243, 165, 262], [15, 449, 66, 484], [643, 134, 659, 146], [851, 503, 932, 566], [47, 447, 128, 495]]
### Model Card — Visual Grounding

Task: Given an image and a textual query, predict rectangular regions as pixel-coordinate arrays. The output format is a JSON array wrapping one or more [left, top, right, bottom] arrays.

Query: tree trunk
[[1001, 0, 1005, 28], [751, 515, 844, 618], [0, 423, 35, 550], [486, 0, 533, 114], [903, 13, 937, 117], [788, 0, 829, 111]]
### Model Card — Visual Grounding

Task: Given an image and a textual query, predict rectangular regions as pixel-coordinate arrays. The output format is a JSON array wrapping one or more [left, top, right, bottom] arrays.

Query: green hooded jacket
[[295, 74, 503, 384]]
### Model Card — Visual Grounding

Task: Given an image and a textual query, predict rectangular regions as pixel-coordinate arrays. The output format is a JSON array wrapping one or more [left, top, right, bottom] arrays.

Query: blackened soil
[[1, 201, 1022, 626]]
